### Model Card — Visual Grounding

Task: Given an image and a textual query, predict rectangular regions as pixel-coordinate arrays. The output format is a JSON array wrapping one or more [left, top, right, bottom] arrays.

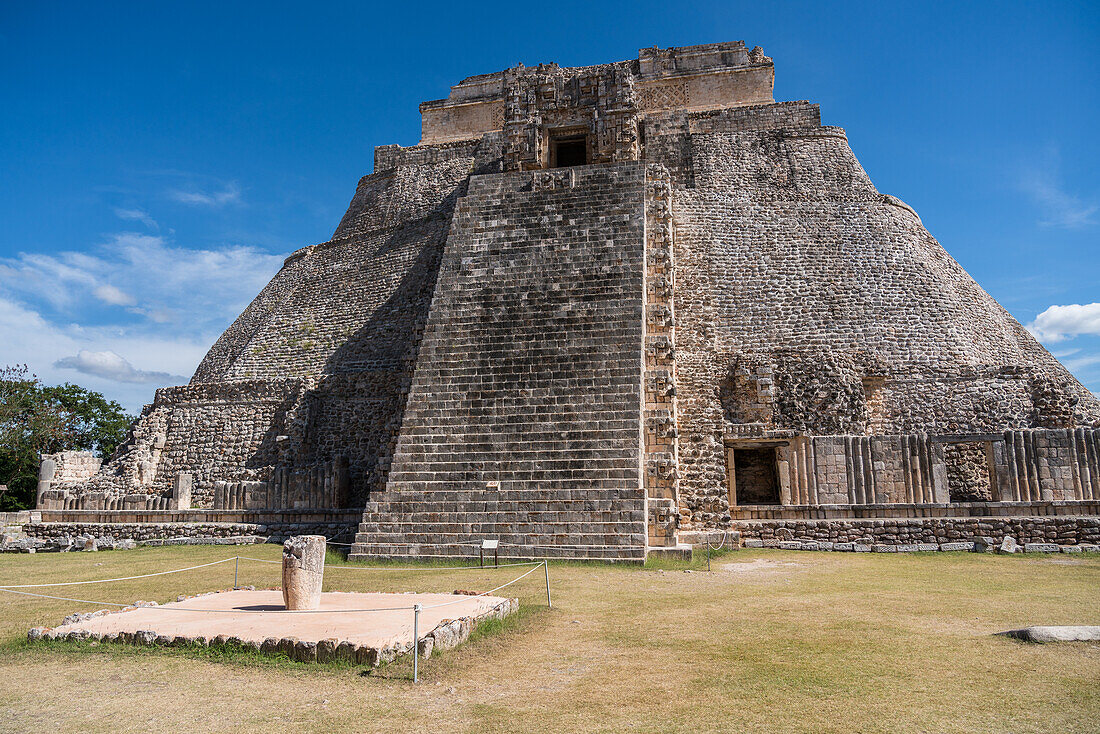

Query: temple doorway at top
[[550, 134, 588, 168], [727, 446, 780, 505]]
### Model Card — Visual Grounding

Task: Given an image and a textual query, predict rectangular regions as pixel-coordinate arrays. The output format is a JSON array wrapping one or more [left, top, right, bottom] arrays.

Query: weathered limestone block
[[999, 626, 1100, 643], [1023, 542, 1060, 553], [36, 458, 57, 506], [973, 536, 997, 553], [172, 473, 192, 510], [282, 535, 325, 610]]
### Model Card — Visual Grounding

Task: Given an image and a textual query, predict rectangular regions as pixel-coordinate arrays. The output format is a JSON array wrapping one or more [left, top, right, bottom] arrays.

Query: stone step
[[645, 545, 693, 561], [353, 530, 645, 545], [348, 542, 646, 562], [372, 164, 647, 561], [357, 510, 643, 523], [354, 525, 645, 542], [359, 488, 644, 502], [351, 528, 646, 542]]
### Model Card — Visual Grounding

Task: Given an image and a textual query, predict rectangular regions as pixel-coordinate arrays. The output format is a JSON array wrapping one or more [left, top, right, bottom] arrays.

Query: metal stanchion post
[[234, 556, 239, 588], [412, 604, 421, 683], [543, 560, 552, 609]]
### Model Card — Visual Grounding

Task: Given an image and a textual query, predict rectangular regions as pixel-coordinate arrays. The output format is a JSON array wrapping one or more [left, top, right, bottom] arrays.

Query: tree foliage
[[0, 365, 135, 511]]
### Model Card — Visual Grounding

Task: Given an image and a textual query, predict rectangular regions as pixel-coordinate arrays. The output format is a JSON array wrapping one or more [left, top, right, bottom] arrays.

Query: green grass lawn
[[0, 544, 1097, 733]]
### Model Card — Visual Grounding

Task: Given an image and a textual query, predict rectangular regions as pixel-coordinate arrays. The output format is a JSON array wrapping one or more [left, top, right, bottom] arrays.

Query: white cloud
[[168, 182, 242, 207], [54, 349, 185, 384], [1018, 152, 1097, 229], [113, 207, 158, 229], [0, 295, 210, 412], [1062, 352, 1100, 373], [1026, 303, 1100, 343], [0, 233, 283, 337], [0, 233, 284, 412], [93, 284, 135, 306]]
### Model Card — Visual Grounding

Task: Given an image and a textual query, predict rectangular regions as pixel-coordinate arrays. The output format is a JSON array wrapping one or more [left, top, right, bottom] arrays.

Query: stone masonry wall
[[734, 516, 1100, 546], [24, 520, 359, 545]]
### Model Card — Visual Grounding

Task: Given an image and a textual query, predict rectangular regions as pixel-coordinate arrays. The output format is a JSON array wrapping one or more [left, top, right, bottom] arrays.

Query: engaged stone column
[[171, 473, 193, 510], [282, 535, 326, 610], [36, 457, 57, 508]]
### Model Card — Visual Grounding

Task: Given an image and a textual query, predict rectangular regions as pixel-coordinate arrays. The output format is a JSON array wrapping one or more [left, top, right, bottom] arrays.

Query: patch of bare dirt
[[717, 558, 805, 575]]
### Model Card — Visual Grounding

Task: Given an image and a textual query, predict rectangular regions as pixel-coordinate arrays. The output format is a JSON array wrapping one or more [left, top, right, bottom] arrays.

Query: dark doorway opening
[[551, 136, 587, 168], [732, 448, 780, 504]]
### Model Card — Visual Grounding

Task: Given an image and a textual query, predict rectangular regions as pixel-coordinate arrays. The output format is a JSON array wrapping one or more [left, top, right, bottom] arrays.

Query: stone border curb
[[27, 590, 519, 668]]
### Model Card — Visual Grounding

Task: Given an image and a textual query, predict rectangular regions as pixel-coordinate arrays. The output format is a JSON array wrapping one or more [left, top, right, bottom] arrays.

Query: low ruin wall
[[24, 514, 360, 546], [731, 515, 1100, 546]]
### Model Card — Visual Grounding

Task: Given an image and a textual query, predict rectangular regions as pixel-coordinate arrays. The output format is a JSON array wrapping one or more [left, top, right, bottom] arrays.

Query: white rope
[[330, 560, 544, 572], [235, 556, 543, 572], [0, 558, 237, 589], [421, 562, 544, 610], [0, 562, 544, 615], [705, 531, 728, 552], [0, 588, 139, 608], [0, 554, 540, 592], [234, 556, 281, 564]]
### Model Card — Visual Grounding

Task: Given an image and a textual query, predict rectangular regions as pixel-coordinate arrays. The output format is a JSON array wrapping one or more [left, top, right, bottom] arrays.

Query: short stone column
[[36, 458, 57, 508], [282, 535, 326, 610], [171, 473, 193, 510]]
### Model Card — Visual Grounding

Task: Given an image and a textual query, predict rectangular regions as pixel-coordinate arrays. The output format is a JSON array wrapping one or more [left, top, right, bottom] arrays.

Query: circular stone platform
[[36, 589, 517, 665]]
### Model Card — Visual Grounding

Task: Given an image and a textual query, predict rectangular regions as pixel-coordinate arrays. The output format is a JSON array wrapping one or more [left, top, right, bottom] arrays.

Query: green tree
[[41, 382, 135, 458], [0, 365, 135, 511]]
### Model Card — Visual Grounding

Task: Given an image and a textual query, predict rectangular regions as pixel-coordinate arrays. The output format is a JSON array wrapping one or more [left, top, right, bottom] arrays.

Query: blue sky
[[1, 1, 1098, 413]]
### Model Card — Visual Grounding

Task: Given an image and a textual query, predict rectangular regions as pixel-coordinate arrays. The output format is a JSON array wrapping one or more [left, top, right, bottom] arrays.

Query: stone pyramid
[[40, 42, 1100, 560]]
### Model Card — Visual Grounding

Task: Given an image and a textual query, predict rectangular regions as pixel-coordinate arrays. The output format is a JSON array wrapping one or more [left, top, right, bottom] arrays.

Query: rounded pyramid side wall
[[664, 117, 1099, 524], [674, 124, 1099, 432]]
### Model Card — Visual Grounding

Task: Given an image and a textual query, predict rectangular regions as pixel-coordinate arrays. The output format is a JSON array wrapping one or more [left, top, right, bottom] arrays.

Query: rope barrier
[[0, 558, 237, 589], [705, 531, 728, 552], [0, 588, 141, 608], [0, 561, 545, 615], [0, 586, 434, 614], [234, 556, 544, 572], [0, 555, 543, 591], [419, 563, 544, 610]]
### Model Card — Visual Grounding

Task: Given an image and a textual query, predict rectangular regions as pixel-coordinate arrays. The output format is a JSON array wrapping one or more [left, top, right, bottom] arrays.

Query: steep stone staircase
[[350, 163, 652, 561]]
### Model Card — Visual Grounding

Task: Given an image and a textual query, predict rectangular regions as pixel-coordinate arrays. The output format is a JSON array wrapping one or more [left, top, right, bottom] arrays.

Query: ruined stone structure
[[37, 42, 1100, 560]]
